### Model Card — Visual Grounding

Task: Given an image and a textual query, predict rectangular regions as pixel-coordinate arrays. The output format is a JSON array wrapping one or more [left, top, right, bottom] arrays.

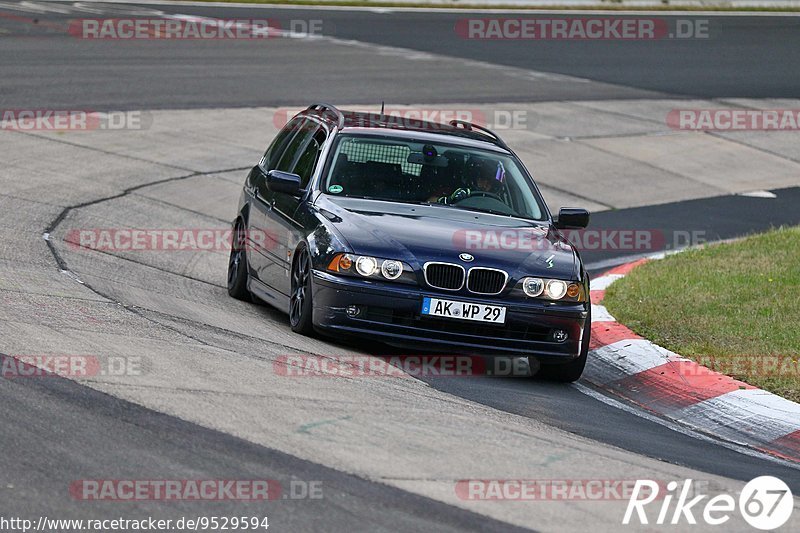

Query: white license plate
[[421, 297, 506, 324]]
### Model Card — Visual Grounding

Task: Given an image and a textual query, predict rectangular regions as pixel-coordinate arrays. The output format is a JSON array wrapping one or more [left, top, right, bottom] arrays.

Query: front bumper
[[311, 270, 588, 361]]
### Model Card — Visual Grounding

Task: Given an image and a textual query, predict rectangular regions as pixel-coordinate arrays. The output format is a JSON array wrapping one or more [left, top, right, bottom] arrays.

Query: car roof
[[301, 104, 512, 154]]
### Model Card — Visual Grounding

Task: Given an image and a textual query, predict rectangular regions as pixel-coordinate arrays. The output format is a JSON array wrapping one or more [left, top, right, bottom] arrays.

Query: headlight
[[327, 253, 414, 284], [522, 277, 544, 297], [355, 256, 378, 277], [381, 260, 403, 280], [519, 277, 584, 301], [545, 280, 568, 300]]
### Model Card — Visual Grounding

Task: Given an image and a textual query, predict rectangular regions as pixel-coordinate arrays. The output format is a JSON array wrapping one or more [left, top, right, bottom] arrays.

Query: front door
[[262, 121, 328, 296]]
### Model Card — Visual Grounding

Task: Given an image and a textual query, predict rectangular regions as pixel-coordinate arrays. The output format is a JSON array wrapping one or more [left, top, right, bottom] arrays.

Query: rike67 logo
[[624, 477, 793, 530]]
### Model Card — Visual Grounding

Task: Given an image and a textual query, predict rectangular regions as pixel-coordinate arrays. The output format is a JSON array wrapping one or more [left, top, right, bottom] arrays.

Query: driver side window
[[292, 129, 326, 189], [253, 118, 310, 198]]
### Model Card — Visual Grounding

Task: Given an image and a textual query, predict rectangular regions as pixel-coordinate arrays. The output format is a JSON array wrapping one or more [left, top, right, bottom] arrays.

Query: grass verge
[[603, 227, 800, 403]]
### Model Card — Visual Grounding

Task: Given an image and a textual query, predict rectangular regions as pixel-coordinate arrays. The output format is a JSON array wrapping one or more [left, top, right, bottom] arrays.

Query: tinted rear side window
[[276, 119, 316, 172], [263, 117, 304, 171]]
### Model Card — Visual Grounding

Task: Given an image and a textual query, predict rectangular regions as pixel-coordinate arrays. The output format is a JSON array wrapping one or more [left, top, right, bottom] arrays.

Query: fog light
[[552, 329, 568, 343]]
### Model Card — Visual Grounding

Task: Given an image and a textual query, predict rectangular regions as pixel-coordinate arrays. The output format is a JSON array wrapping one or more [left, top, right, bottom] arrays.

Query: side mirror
[[554, 208, 589, 229], [266, 170, 302, 196]]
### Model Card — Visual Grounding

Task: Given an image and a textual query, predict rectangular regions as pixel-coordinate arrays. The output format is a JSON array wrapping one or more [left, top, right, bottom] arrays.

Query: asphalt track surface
[[584, 186, 800, 269], [0, 352, 530, 531], [1, 2, 800, 109], [2, 2, 800, 531]]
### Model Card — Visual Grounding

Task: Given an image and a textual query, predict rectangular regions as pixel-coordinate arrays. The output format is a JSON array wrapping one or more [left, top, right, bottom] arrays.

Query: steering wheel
[[452, 190, 504, 204]]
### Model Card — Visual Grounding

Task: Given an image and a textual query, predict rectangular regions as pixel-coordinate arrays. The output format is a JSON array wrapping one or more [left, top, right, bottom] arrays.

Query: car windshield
[[322, 134, 546, 221]]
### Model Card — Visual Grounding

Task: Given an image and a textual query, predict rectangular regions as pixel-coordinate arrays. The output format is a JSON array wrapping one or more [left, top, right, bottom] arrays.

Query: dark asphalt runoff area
[[584, 185, 800, 271], [1, 3, 800, 109]]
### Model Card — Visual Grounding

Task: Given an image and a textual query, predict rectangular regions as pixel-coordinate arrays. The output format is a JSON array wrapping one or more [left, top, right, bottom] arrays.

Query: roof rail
[[306, 102, 345, 128], [449, 119, 509, 151]]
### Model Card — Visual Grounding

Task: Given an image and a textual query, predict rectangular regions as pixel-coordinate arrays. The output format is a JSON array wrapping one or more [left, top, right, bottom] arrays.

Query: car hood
[[316, 196, 579, 280]]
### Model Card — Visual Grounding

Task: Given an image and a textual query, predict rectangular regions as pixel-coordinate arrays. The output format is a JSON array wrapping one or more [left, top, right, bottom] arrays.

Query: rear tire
[[532, 306, 591, 383], [227, 221, 251, 301]]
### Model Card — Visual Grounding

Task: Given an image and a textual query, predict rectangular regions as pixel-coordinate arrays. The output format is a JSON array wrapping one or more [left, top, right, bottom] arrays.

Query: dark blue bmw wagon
[[228, 103, 592, 381]]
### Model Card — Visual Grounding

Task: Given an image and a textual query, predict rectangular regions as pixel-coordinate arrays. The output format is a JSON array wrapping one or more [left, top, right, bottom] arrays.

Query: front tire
[[532, 306, 591, 383], [227, 221, 251, 301], [289, 244, 314, 335]]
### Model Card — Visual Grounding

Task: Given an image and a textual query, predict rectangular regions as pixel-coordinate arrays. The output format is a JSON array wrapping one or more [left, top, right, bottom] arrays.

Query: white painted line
[[738, 190, 778, 198], [590, 274, 623, 291], [60, 269, 85, 284]]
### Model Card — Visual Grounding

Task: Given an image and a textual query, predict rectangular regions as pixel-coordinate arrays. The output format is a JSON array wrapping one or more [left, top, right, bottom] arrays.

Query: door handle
[[255, 190, 265, 203], [251, 189, 272, 209]]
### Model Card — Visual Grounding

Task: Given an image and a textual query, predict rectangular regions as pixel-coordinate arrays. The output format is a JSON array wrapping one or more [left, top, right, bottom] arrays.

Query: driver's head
[[466, 157, 502, 192]]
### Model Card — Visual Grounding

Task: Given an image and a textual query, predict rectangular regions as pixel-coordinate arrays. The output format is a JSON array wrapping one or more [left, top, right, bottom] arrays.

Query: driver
[[436, 157, 504, 204], [469, 157, 504, 194]]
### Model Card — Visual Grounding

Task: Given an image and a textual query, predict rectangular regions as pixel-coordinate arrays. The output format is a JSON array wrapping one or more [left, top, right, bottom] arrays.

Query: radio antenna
[[380, 101, 385, 117]]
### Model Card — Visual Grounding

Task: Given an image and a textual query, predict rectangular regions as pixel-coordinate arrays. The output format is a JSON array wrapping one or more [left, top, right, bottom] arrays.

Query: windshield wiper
[[452, 205, 543, 224], [453, 205, 514, 217]]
